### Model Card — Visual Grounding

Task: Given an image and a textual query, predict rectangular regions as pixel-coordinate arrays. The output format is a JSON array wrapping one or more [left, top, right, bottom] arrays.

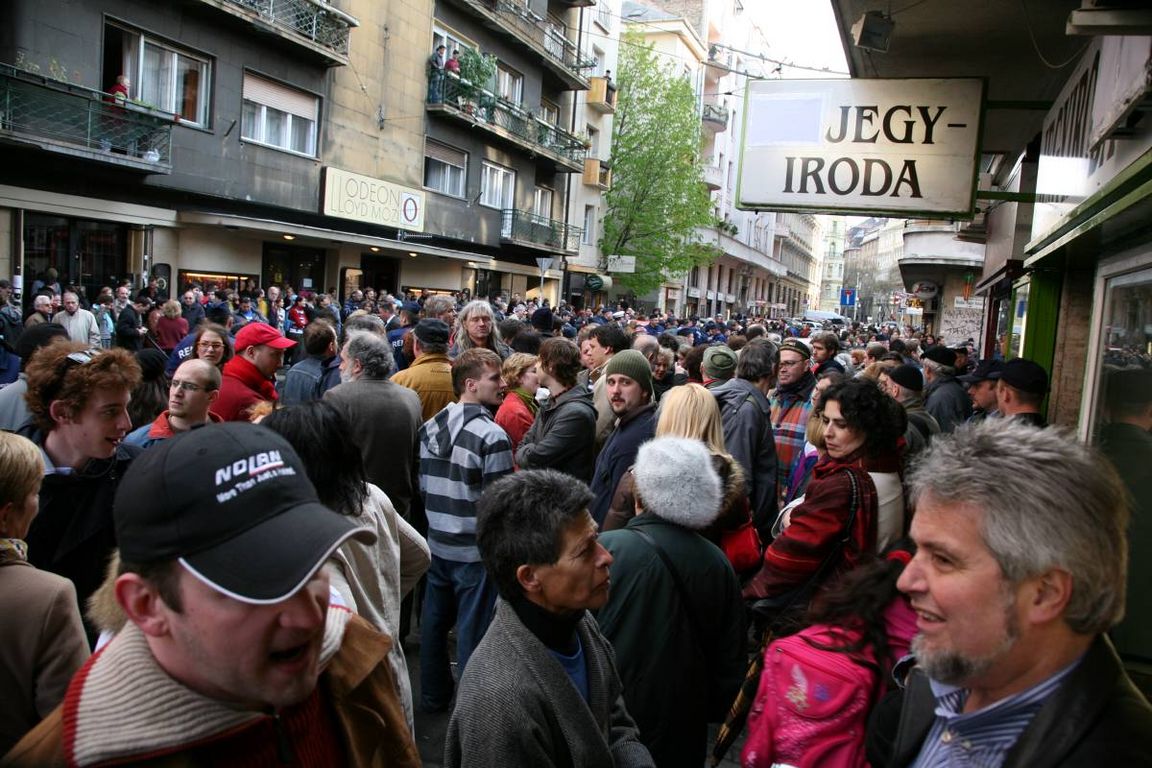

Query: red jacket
[[494, 391, 536, 458], [213, 357, 278, 422], [743, 450, 879, 600]]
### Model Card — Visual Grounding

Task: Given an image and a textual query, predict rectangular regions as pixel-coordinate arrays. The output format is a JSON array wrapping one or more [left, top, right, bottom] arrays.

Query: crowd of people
[[0, 278, 1150, 767]]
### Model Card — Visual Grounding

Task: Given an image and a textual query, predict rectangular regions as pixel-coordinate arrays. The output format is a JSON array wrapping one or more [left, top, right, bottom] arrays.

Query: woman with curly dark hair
[[743, 377, 906, 604]]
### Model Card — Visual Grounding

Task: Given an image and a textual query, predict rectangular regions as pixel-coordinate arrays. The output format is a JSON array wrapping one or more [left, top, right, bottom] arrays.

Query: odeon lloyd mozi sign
[[322, 167, 425, 232], [736, 79, 984, 217]]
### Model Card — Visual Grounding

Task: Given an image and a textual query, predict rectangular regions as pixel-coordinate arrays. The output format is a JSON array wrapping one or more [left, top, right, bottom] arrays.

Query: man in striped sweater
[[418, 348, 514, 713]]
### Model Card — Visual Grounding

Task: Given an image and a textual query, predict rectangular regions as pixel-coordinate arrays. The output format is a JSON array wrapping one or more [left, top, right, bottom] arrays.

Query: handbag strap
[[629, 526, 707, 653]]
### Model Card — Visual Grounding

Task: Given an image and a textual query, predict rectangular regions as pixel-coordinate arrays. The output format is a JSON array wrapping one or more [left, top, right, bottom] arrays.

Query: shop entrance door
[[263, 243, 326, 296], [23, 214, 129, 307]]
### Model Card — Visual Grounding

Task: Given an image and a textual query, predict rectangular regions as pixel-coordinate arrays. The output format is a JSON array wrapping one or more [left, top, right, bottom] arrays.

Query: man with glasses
[[124, 359, 221, 449], [180, 289, 205, 327], [769, 338, 817, 504], [19, 341, 141, 643]]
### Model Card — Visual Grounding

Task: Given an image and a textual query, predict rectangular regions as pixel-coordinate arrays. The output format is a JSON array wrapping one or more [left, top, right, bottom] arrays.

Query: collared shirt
[[910, 657, 1082, 768]]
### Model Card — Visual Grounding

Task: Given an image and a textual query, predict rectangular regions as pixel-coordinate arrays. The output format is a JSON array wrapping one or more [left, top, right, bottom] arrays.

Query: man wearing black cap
[[879, 364, 940, 458], [2, 423, 421, 767], [921, 345, 971, 433], [958, 358, 1004, 423], [392, 318, 457, 422], [996, 357, 1048, 427]]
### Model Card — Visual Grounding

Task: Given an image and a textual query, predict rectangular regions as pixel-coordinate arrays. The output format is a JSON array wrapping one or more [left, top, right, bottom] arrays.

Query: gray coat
[[445, 599, 654, 768], [710, 377, 778, 538], [923, 374, 971, 433], [515, 385, 597, 482]]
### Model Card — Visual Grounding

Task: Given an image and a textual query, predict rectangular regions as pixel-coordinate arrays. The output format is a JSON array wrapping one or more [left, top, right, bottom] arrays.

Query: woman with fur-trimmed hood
[[602, 383, 756, 573], [596, 436, 748, 768]]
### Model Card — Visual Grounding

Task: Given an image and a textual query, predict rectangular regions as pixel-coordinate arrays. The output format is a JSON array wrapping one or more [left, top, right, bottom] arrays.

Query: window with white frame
[[106, 23, 211, 126], [424, 141, 467, 198], [539, 99, 559, 125], [241, 74, 319, 157], [596, 1, 611, 30], [583, 205, 596, 245], [593, 47, 606, 77], [480, 162, 516, 209], [533, 187, 554, 221], [496, 64, 523, 104], [432, 26, 474, 58]]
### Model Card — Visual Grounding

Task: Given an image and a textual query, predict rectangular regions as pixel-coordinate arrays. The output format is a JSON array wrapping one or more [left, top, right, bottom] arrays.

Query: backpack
[[742, 625, 879, 768]]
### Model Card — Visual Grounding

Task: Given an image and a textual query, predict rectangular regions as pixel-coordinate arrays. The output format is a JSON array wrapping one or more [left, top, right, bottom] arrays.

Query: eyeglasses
[[778, 359, 806, 369], [197, 342, 224, 350], [170, 380, 209, 392]]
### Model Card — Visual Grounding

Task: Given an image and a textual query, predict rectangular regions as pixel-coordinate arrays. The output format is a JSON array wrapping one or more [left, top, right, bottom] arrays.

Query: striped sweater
[[419, 402, 513, 562]]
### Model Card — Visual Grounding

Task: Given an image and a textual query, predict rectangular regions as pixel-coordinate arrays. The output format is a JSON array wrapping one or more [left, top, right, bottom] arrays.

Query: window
[[533, 187, 554, 220], [583, 205, 596, 245], [480, 162, 515, 209], [539, 100, 559, 125], [593, 47, 606, 77], [496, 64, 523, 104], [596, 1, 612, 31], [433, 26, 474, 58], [587, 125, 599, 156], [241, 74, 319, 157], [424, 141, 467, 198], [105, 24, 211, 126]]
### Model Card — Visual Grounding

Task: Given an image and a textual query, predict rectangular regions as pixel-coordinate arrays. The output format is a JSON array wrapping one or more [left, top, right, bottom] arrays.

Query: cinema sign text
[[737, 79, 984, 218]]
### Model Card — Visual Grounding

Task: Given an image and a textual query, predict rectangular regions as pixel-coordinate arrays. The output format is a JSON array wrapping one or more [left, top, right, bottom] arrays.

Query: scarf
[[0, 537, 28, 565], [509, 592, 583, 655], [512, 387, 539, 416], [776, 369, 815, 398]]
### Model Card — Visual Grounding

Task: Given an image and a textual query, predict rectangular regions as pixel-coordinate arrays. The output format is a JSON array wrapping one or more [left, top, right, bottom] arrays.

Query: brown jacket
[[1, 610, 420, 768], [391, 352, 456, 422]]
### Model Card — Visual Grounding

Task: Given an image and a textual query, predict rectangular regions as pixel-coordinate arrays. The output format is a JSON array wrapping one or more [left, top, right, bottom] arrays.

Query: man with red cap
[[213, 323, 295, 421]]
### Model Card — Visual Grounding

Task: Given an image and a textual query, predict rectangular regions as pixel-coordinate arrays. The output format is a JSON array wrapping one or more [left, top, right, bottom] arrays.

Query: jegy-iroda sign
[[737, 79, 984, 218]]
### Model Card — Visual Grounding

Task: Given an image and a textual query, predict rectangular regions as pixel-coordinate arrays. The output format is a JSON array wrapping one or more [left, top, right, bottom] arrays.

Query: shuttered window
[[241, 73, 319, 157], [424, 140, 467, 198]]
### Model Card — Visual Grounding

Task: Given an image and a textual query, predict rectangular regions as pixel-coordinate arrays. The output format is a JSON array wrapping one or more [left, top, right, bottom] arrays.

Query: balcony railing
[[501, 209, 582, 253], [446, 0, 594, 88], [198, 0, 356, 64], [703, 164, 723, 190], [702, 102, 729, 132], [428, 74, 587, 171], [0, 64, 173, 172]]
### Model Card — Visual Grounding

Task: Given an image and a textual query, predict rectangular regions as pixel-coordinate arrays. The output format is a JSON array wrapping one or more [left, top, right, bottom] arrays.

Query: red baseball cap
[[234, 322, 296, 351]]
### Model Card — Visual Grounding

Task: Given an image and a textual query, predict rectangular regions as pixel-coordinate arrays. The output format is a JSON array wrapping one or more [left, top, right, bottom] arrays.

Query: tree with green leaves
[[600, 32, 718, 295]]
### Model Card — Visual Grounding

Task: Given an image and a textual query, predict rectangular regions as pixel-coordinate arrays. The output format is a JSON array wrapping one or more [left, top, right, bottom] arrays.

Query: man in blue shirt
[[868, 419, 1152, 767]]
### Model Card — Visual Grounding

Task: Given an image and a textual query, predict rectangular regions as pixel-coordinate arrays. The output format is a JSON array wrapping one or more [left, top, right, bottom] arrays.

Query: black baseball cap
[[958, 358, 1004, 385], [1000, 358, 1048, 395], [114, 423, 372, 604], [413, 318, 450, 345]]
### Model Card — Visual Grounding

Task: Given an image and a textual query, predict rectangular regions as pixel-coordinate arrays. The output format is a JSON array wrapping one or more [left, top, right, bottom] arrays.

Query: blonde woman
[[494, 353, 539, 456], [153, 299, 189, 353], [0, 433, 89, 754], [603, 383, 756, 572]]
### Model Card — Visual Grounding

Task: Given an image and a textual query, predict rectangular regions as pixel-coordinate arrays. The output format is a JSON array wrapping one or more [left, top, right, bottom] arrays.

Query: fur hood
[[633, 437, 722, 530]]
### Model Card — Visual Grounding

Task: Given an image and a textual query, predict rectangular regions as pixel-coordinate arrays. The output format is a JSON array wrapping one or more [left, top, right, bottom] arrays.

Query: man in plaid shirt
[[769, 339, 817, 503]]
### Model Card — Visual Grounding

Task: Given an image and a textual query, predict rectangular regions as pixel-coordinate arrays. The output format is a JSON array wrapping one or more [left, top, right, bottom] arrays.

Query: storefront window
[[24, 215, 128, 306], [1009, 281, 1030, 360]]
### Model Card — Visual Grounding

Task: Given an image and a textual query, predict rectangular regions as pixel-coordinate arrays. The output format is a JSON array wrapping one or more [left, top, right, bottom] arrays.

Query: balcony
[[587, 76, 616, 114], [442, 0, 594, 90], [0, 65, 173, 173], [703, 164, 723, 190], [702, 102, 729, 133], [501, 209, 582, 254], [427, 74, 586, 172], [583, 157, 612, 190], [194, 0, 358, 66], [555, 0, 596, 6]]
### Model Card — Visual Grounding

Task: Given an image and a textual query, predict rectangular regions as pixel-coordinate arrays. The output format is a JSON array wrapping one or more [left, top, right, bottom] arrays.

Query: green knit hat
[[603, 349, 653, 394]]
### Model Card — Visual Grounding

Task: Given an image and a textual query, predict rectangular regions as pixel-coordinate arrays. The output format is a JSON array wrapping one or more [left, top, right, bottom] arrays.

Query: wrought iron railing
[[501, 209, 582, 252], [702, 102, 729, 127], [489, 0, 596, 79], [430, 74, 587, 165], [0, 64, 173, 166], [220, 0, 353, 57]]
